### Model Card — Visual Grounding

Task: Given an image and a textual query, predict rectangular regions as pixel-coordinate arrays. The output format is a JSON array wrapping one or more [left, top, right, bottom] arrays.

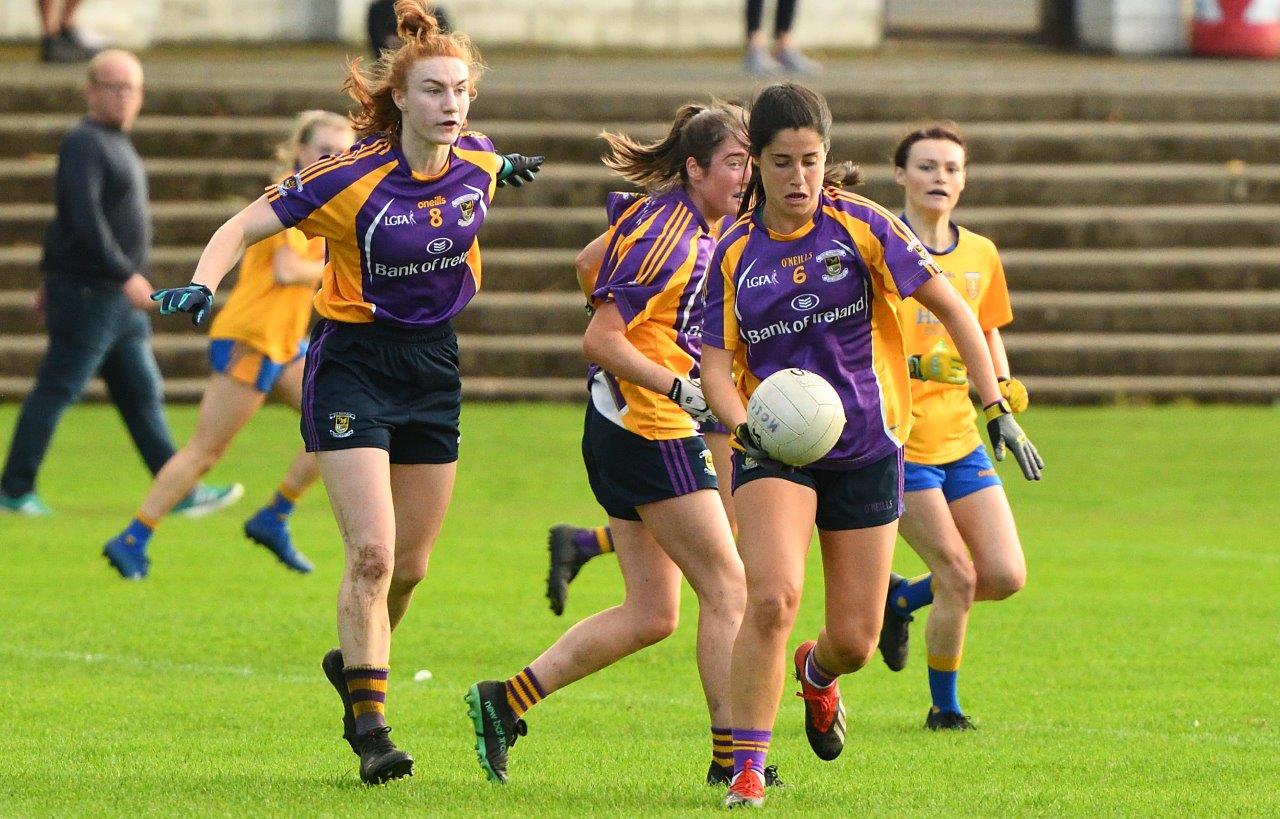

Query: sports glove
[[998, 376, 1029, 413], [730, 422, 771, 462], [983, 400, 1044, 481], [497, 153, 544, 188], [668, 377, 718, 424], [907, 339, 967, 385], [151, 284, 214, 327]]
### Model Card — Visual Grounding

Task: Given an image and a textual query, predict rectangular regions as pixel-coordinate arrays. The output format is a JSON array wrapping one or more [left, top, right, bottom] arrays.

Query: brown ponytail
[[600, 100, 747, 193], [343, 0, 485, 140]]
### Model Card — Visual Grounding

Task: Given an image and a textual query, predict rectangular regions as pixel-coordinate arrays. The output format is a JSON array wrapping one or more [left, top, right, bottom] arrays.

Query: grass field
[[0, 402, 1277, 816]]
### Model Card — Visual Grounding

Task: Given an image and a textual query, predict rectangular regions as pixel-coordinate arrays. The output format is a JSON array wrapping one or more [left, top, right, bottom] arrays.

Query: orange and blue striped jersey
[[207, 227, 324, 363], [704, 187, 942, 468], [898, 222, 1012, 465], [587, 189, 717, 441], [265, 133, 503, 329]]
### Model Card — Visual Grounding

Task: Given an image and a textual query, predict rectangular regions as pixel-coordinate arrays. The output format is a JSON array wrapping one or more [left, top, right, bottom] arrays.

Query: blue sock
[[266, 490, 295, 519], [891, 573, 934, 617], [122, 516, 154, 548], [927, 657, 962, 715]]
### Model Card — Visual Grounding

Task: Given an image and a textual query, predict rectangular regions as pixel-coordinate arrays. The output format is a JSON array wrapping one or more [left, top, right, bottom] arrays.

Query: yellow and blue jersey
[[898, 222, 1013, 465], [208, 227, 324, 364], [704, 187, 942, 469], [587, 188, 717, 441], [265, 133, 503, 329]]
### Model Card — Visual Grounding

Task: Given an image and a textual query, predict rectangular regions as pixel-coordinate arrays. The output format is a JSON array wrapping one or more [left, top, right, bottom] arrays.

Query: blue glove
[[497, 153, 544, 188], [152, 284, 214, 327]]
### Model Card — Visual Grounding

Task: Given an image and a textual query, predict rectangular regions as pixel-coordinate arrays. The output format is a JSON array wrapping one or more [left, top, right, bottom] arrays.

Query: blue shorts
[[208, 338, 307, 393], [903, 445, 1002, 502], [732, 448, 903, 531], [582, 402, 718, 521]]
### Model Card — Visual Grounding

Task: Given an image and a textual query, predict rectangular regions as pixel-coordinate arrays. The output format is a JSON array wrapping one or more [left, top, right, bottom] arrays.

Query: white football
[[746, 369, 846, 466]]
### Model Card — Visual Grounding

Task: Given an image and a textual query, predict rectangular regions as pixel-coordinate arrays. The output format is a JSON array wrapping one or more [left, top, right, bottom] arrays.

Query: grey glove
[[984, 400, 1044, 481]]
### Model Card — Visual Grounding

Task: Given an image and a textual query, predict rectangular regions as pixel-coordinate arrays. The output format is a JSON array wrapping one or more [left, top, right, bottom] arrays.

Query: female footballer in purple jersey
[[151, 0, 541, 785], [700, 84, 1043, 808], [465, 102, 758, 787], [876, 124, 1035, 731]]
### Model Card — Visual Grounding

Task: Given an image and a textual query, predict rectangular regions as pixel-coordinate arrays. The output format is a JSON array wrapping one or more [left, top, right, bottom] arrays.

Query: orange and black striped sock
[[344, 665, 389, 735], [711, 725, 733, 772], [504, 666, 547, 718]]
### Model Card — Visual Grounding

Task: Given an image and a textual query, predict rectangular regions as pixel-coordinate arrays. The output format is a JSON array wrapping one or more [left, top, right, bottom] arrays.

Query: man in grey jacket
[[0, 50, 240, 520]]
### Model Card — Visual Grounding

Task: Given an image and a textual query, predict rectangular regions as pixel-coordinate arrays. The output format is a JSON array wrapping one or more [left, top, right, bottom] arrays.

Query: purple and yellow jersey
[[208, 227, 323, 364], [899, 223, 1013, 465], [704, 187, 942, 468], [265, 133, 503, 329], [588, 188, 716, 441]]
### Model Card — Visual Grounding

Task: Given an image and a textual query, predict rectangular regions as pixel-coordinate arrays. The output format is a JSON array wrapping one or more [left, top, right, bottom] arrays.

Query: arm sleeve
[[591, 203, 695, 330], [702, 234, 743, 350], [866, 207, 940, 300], [978, 247, 1014, 330], [60, 131, 135, 282], [264, 147, 392, 241]]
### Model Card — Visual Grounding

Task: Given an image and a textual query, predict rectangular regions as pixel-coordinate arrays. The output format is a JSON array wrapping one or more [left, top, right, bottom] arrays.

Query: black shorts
[[581, 402, 718, 521], [732, 448, 904, 531], [301, 319, 461, 464]]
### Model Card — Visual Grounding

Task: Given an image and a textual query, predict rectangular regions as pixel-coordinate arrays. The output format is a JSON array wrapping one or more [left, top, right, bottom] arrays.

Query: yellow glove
[[998, 376, 1029, 413], [907, 339, 967, 386]]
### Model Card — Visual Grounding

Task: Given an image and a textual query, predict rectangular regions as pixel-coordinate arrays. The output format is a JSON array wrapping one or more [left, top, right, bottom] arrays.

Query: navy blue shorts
[[903, 445, 1002, 502], [582, 402, 718, 521], [733, 448, 904, 531], [301, 319, 460, 464]]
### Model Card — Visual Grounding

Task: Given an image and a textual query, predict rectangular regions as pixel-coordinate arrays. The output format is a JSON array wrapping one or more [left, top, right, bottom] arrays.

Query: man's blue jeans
[[1, 276, 178, 497]]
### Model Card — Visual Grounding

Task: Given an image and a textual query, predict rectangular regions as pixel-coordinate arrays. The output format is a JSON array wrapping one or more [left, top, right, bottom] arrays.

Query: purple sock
[[804, 646, 837, 689], [732, 728, 771, 777], [572, 527, 606, 559]]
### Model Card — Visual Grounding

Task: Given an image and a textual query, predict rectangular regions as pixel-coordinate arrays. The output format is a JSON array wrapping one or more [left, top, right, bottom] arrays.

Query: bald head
[[86, 50, 144, 131]]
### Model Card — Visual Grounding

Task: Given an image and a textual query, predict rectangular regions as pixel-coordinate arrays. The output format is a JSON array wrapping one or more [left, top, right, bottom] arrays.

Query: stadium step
[[6, 290, 1278, 336], [1, 332, 1276, 380], [7, 117, 1280, 165], [8, 81, 1280, 122], [7, 160, 1280, 208], [10, 202, 1280, 251]]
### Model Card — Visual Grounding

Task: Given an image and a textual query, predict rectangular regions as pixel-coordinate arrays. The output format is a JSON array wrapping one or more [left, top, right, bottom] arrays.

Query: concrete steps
[[6, 116, 1280, 165], [1, 331, 1276, 381], [8, 160, 1280, 208], [7, 290, 1279, 335], [7, 82, 1280, 123], [12, 201, 1280, 251]]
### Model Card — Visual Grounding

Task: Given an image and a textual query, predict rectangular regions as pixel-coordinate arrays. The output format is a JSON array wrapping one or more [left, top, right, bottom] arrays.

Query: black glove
[[983, 400, 1044, 481], [730, 422, 771, 462], [152, 284, 214, 327], [497, 153, 544, 188]]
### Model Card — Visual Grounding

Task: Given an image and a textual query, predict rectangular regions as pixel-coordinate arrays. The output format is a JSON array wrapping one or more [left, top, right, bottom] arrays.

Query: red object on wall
[[1192, 0, 1280, 58]]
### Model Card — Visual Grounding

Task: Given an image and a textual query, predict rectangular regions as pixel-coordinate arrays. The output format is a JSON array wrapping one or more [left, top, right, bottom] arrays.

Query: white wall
[[1, 0, 882, 50]]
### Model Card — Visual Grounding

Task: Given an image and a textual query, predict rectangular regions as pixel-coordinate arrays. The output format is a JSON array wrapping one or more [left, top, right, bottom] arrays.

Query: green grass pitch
[[0, 402, 1276, 816]]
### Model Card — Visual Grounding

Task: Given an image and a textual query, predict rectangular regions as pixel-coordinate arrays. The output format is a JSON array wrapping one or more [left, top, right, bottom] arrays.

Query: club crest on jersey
[[329, 412, 355, 438], [452, 193, 479, 226], [964, 271, 981, 300], [277, 173, 304, 197], [817, 249, 849, 283]]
